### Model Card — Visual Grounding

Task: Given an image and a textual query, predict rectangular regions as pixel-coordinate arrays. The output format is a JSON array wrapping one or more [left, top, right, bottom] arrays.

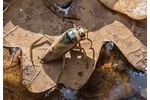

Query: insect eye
[[76, 26, 82, 30], [79, 32, 85, 37]]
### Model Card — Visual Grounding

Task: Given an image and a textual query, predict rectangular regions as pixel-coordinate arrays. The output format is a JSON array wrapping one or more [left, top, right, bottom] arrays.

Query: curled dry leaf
[[77, 41, 146, 100], [3, 47, 47, 99], [99, 0, 147, 20], [3, 0, 146, 93], [90, 20, 147, 72]]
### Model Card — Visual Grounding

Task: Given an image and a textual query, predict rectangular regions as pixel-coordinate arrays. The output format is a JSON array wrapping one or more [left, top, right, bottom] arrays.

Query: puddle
[[44, 84, 78, 100], [43, 69, 146, 100]]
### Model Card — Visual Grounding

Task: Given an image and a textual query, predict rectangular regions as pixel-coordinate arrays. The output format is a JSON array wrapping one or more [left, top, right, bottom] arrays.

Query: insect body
[[30, 22, 94, 87], [40, 24, 89, 63], [30, 23, 94, 67]]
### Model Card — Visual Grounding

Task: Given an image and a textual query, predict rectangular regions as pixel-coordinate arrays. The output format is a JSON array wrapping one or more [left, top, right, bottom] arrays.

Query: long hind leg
[[29, 34, 54, 68], [81, 38, 95, 59], [73, 45, 88, 68], [55, 55, 66, 88]]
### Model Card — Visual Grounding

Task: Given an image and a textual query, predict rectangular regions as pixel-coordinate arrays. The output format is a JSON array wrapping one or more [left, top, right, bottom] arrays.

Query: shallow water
[[43, 41, 147, 100], [44, 69, 146, 100]]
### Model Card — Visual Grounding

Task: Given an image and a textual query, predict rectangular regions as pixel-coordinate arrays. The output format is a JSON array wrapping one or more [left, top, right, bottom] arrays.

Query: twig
[[3, 63, 18, 70], [3, 0, 17, 13]]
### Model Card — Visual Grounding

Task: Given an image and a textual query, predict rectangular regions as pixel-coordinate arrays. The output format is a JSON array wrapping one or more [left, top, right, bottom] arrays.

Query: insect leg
[[56, 55, 66, 88], [74, 45, 88, 68], [30, 34, 54, 68], [30, 36, 44, 68], [81, 38, 95, 59], [81, 38, 93, 49], [44, 34, 55, 43], [67, 21, 77, 28]]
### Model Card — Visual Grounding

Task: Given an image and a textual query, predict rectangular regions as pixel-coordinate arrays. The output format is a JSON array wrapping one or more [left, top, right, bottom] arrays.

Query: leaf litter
[[3, 0, 146, 95]]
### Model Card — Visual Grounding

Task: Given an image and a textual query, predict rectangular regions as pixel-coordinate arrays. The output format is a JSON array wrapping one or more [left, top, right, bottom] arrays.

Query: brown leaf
[[3, 0, 16, 11], [99, 0, 147, 20], [96, 21, 146, 71], [77, 41, 146, 100], [3, 0, 146, 93], [3, 47, 46, 99]]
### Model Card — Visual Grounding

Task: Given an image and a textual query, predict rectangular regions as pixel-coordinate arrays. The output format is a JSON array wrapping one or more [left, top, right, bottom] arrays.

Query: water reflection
[[44, 84, 78, 100]]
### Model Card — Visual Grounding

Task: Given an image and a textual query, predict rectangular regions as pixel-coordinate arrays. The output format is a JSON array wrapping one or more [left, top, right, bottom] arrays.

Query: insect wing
[[51, 42, 76, 58]]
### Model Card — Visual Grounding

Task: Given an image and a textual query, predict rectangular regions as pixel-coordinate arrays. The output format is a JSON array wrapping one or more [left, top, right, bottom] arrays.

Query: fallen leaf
[[3, 0, 146, 93], [99, 0, 147, 20], [77, 41, 146, 100], [3, 47, 46, 99]]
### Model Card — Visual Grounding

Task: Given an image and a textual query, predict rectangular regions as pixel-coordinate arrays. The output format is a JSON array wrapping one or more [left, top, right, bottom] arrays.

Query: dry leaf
[[43, 41, 146, 100], [77, 41, 146, 100], [3, 0, 146, 93], [3, 47, 46, 99], [99, 0, 147, 20]]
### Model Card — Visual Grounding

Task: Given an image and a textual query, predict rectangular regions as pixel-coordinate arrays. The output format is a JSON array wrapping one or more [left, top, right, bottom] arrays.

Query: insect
[[42, 0, 80, 20], [30, 22, 94, 86]]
